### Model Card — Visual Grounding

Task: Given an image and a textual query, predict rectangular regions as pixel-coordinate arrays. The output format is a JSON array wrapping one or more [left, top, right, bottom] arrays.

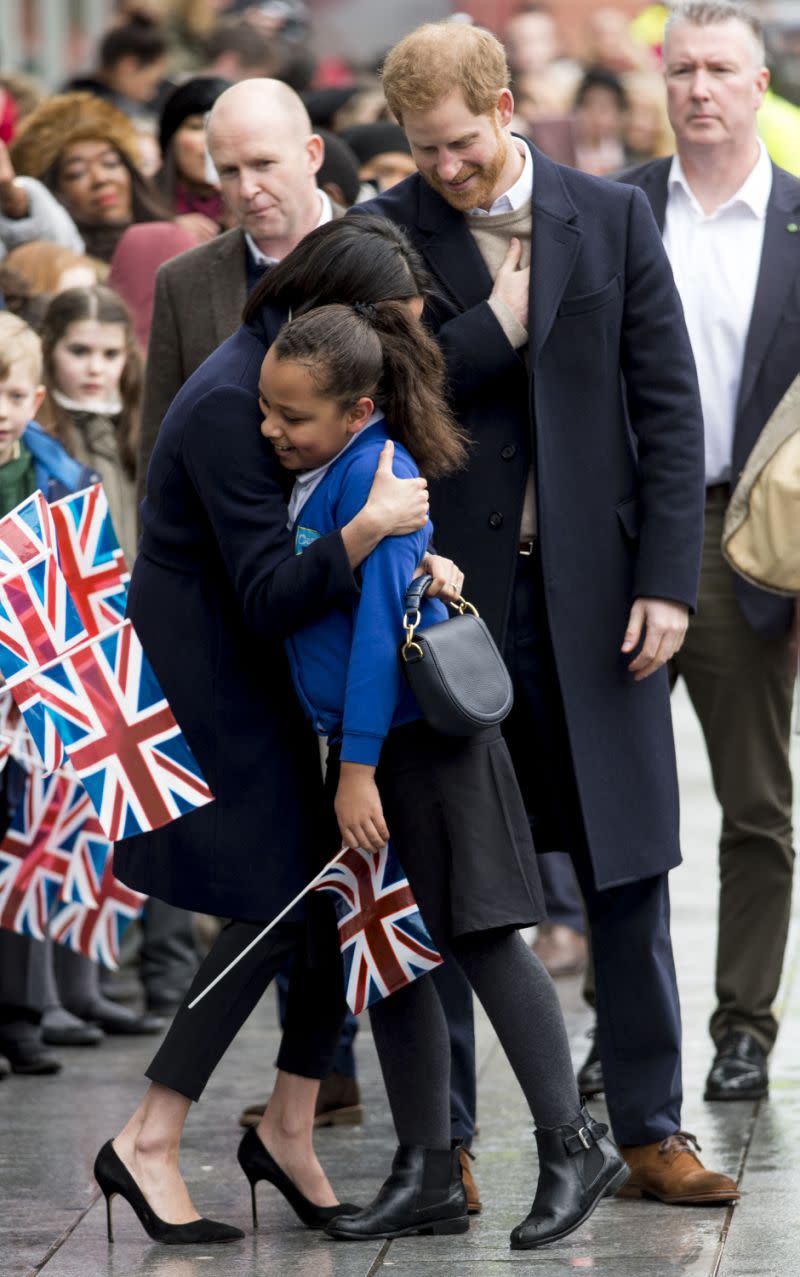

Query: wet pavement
[[2, 684, 799, 1277]]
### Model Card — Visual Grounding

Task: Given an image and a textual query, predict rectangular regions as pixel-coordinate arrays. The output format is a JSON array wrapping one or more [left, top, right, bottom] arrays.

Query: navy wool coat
[[114, 308, 359, 921], [359, 144, 706, 889]]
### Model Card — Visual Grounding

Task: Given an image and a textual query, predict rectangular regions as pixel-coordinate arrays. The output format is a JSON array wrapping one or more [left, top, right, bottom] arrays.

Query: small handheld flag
[[312, 842, 443, 1015]]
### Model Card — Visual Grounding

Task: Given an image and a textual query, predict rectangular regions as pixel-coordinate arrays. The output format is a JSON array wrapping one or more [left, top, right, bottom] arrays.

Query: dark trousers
[[503, 548, 682, 1146], [538, 853, 585, 933], [147, 904, 347, 1103], [276, 968, 359, 1078]]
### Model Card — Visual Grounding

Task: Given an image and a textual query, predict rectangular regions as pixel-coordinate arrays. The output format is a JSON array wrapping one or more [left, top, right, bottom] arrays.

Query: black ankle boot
[[325, 1145, 469, 1241], [510, 1105, 630, 1250]]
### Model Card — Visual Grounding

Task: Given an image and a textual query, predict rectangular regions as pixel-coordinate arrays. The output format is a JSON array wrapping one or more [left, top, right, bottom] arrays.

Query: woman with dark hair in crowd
[[154, 76, 231, 239], [66, 11, 171, 121], [9, 93, 174, 261], [96, 213, 463, 1247]]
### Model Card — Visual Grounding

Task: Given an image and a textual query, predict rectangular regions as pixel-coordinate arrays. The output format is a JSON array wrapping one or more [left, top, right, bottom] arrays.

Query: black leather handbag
[[399, 574, 514, 737]]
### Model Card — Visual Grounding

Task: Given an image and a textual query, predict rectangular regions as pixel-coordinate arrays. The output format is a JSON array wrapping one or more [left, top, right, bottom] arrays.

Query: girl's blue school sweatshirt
[[285, 423, 447, 767]]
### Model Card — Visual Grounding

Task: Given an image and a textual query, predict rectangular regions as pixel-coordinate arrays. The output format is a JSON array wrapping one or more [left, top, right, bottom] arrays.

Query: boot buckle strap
[[563, 1119, 608, 1156]]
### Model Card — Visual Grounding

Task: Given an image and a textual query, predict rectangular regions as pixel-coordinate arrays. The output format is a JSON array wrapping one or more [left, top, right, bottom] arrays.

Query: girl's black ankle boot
[[325, 1144, 469, 1241], [510, 1104, 630, 1250]]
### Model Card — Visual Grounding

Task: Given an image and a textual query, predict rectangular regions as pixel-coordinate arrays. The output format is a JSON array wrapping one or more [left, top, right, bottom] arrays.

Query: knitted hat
[[10, 92, 141, 180], [339, 123, 411, 166], [158, 76, 231, 157], [316, 129, 360, 208], [301, 87, 358, 129]]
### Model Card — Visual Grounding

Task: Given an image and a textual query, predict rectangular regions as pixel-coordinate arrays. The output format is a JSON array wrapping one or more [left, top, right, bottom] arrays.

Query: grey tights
[[368, 926, 580, 1149]]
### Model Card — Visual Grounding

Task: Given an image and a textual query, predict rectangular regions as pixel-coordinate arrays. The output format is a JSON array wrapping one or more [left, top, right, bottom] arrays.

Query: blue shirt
[[285, 423, 447, 766]]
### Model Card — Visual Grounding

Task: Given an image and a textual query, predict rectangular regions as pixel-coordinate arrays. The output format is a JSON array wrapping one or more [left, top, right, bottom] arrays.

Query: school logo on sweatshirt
[[294, 526, 321, 555]]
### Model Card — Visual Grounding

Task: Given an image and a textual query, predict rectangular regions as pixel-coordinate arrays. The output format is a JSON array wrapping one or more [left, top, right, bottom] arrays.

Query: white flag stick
[[188, 847, 348, 1009]]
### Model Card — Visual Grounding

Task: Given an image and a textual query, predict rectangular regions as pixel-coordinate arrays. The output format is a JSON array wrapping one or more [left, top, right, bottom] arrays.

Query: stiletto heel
[[236, 1128, 360, 1230], [93, 1141, 244, 1245]]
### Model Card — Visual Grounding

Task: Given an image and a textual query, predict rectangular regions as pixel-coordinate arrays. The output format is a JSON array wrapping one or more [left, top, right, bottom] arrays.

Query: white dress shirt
[[245, 188, 334, 269], [467, 137, 533, 217], [662, 142, 772, 484]]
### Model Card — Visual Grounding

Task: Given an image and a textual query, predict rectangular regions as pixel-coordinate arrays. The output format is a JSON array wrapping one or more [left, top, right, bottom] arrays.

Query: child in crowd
[[258, 301, 628, 1250], [39, 284, 141, 564], [0, 312, 159, 1062], [0, 314, 104, 1074]]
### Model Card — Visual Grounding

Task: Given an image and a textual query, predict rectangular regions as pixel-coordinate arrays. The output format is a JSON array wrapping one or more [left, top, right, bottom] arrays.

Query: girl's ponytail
[[367, 301, 468, 478], [272, 302, 469, 480]]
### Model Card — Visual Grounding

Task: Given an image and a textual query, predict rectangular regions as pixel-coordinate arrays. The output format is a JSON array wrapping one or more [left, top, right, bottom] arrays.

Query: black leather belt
[[705, 483, 731, 505], [518, 539, 537, 555]]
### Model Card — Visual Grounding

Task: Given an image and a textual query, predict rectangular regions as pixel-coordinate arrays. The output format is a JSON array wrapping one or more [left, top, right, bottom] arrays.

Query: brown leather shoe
[[458, 1146, 482, 1214], [312, 1072, 363, 1127], [531, 924, 587, 978], [618, 1132, 740, 1205], [238, 1072, 364, 1129]]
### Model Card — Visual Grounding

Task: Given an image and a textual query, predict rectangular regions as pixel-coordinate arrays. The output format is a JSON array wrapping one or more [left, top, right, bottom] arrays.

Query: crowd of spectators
[[0, 0, 797, 1079]]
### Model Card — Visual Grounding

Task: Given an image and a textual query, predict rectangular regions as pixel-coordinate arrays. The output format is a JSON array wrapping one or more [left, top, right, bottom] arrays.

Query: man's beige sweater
[[468, 198, 536, 539]]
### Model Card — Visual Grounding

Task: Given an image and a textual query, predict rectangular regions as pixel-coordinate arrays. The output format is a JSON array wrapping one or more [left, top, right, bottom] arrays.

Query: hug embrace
[[97, 211, 625, 1253]]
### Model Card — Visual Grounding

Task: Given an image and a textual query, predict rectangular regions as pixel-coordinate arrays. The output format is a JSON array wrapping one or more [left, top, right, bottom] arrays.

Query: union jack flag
[[0, 772, 73, 938], [0, 492, 58, 571], [0, 551, 88, 681], [29, 620, 214, 840], [49, 857, 145, 968], [45, 777, 112, 908], [0, 687, 30, 774], [313, 842, 443, 1015], [51, 485, 129, 635], [8, 677, 67, 775]]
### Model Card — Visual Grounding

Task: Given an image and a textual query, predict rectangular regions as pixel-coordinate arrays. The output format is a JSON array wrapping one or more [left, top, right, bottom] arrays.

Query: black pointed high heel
[[236, 1127, 360, 1230], [94, 1140, 244, 1245]]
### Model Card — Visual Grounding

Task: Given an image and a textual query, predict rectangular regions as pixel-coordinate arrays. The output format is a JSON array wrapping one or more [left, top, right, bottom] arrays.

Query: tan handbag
[[722, 375, 800, 596]]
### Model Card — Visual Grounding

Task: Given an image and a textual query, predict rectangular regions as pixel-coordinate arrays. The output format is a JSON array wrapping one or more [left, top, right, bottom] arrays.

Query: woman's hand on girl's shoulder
[[365, 440, 429, 538], [335, 762, 390, 854]]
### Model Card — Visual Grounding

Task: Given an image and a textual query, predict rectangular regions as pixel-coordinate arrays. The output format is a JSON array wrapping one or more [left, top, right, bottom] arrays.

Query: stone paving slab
[[1, 686, 799, 1277]]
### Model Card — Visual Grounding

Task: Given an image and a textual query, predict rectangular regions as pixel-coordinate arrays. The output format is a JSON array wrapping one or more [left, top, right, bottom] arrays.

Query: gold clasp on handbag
[[401, 608, 424, 663], [401, 596, 480, 664]]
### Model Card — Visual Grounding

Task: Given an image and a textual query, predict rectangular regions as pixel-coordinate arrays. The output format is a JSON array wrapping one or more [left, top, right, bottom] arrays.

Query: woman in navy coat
[[99, 218, 461, 1245]]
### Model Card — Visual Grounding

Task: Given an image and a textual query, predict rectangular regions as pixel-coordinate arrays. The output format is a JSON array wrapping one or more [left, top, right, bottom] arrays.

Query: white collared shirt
[[245, 188, 334, 269], [467, 138, 533, 218], [662, 141, 772, 484]]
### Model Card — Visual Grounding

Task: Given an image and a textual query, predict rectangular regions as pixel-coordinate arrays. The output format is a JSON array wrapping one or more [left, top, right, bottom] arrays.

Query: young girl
[[259, 302, 629, 1251], [39, 284, 140, 564]]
